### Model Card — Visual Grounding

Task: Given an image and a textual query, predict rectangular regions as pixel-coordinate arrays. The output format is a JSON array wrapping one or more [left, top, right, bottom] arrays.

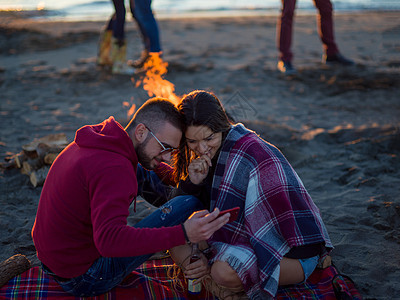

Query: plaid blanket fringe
[[0, 257, 360, 299]]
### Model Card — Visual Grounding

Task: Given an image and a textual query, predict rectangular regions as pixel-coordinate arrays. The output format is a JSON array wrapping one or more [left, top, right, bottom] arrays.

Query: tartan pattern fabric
[[0, 257, 361, 300], [277, 264, 362, 300], [332, 273, 363, 300], [209, 124, 333, 298], [277, 265, 339, 299], [0, 257, 194, 300]]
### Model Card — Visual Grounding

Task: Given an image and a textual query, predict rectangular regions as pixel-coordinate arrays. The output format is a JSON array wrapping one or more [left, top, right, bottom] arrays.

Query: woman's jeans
[[107, 0, 161, 52], [43, 166, 202, 297]]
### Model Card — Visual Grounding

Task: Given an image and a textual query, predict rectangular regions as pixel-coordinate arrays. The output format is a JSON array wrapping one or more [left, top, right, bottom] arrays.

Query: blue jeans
[[136, 164, 173, 207], [109, 0, 126, 41], [107, 0, 161, 52]]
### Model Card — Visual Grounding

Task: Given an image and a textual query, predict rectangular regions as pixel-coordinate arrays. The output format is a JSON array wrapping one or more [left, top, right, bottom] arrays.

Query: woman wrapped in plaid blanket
[[170, 90, 333, 299]]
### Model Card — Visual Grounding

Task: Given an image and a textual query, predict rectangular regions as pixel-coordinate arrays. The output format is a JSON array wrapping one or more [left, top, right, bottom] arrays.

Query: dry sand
[[0, 10, 399, 299]]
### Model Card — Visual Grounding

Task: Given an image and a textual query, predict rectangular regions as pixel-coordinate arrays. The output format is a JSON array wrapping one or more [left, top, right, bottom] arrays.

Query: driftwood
[[36, 142, 65, 162], [0, 159, 17, 170], [22, 133, 68, 154], [0, 152, 27, 170], [0, 254, 31, 288], [14, 152, 27, 168], [21, 159, 42, 175], [44, 153, 59, 165], [30, 166, 51, 188], [1, 133, 69, 187]]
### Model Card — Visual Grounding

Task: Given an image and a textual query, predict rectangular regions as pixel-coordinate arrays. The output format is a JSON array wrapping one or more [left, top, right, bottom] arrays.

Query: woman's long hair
[[173, 90, 233, 182]]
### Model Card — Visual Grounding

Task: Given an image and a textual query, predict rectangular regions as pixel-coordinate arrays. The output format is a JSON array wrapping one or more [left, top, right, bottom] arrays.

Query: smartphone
[[218, 207, 240, 223]]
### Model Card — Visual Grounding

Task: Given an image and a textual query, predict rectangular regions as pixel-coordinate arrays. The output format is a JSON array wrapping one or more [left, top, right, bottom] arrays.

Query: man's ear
[[134, 123, 148, 143]]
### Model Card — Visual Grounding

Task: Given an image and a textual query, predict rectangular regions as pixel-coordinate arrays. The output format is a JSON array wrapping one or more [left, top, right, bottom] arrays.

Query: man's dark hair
[[125, 97, 183, 133]]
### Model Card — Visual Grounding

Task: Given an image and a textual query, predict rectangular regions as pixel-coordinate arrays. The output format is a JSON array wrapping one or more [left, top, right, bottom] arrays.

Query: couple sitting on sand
[[31, 90, 332, 299]]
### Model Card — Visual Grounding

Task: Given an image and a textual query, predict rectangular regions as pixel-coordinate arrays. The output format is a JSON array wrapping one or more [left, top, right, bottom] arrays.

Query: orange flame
[[132, 53, 182, 106], [127, 104, 136, 118], [123, 101, 136, 118]]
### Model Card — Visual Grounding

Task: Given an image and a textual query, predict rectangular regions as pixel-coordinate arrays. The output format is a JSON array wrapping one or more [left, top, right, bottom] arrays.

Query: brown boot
[[110, 38, 135, 75], [132, 51, 166, 76], [128, 50, 150, 69], [97, 30, 113, 66]]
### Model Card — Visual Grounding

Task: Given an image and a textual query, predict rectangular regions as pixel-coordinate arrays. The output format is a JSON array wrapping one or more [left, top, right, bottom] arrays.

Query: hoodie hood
[[74, 116, 137, 164]]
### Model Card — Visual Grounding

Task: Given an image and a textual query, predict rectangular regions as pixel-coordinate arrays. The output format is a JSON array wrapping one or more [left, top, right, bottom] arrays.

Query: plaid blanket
[[277, 264, 362, 299], [0, 257, 196, 300], [209, 124, 333, 298], [0, 257, 360, 300]]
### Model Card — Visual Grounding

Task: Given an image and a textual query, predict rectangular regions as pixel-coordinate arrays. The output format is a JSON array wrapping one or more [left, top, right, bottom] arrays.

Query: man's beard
[[136, 138, 154, 170]]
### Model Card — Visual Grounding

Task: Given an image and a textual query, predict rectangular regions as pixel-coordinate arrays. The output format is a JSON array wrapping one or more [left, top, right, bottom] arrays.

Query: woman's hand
[[188, 155, 212, 185], [184, 252, 210, 279]]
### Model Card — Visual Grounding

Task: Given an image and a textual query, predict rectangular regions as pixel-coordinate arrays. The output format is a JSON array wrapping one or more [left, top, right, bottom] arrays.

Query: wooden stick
[[0, 254, 31, 288], [30, 166, 50, 187], [36, 143, 64, 162], [22, 133, 68, 154], [0, 152, 27, 169], [44, 153, 59, 165], [21, 159, 42, 175], [14, 152, 27, 168], [0, 160, 17, 170]]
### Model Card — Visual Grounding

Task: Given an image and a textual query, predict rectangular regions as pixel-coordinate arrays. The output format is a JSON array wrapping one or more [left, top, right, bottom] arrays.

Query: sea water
[[0, 0, 399, 21]]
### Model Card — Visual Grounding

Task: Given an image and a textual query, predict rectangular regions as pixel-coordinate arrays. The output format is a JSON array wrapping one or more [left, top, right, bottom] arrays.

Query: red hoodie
[[32, 117, 185, 278]]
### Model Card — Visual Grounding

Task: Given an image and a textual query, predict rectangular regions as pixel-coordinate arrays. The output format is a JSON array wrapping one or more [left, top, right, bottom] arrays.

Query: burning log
[[1, 133, 69, 187], [0, 254, 31, 288]]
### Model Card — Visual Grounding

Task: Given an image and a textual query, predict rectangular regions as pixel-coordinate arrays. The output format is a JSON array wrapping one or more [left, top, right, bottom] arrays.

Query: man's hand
[[183, 208, 230, 244], [188, 155, 212, 185]]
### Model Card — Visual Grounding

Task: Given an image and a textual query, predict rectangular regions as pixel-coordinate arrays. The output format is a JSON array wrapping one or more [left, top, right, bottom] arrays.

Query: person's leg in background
[[97, 0, 125, 68], [106, 0, 136, 74], [314, 0, 354, 65], [129, 0, 162, 68], [314, 0, 338, 57], [111, 0, 126, 42], [277, 0, 297, 75], [97, 15, 115, 66]]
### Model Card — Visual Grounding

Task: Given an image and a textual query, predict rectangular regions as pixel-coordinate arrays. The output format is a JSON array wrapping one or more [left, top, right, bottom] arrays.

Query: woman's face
[[185, 125, 222, 159]]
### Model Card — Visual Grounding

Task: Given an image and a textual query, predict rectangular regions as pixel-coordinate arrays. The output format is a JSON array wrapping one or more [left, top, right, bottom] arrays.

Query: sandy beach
[[0, 10, 399, 299]]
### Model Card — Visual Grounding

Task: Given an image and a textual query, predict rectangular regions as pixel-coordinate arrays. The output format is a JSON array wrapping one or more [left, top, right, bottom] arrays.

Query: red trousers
[[277, 0, 339, 62]]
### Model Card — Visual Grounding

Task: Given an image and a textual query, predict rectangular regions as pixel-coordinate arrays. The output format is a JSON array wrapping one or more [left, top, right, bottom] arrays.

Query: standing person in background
[[277, 0, 354, 75], [97, 0, 162, 75]]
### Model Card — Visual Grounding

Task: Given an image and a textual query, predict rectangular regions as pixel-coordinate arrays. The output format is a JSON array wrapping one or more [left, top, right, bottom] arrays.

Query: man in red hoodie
[[32, 97, 229, 297]]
